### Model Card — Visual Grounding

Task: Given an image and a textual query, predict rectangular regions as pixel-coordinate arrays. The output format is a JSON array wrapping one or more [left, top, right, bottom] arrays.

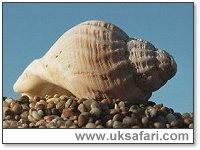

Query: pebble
[[3, 120, 10, 128], [59, 95, 68, 101], [51, 108, 61, 116], [165, 113, 176, 123], [61, 108, 74, 120], [3, 107, 11, 115], [10, 121, 18, 128], [56, 100, 65, 110], [183, 118, 192, 125], [78, 114, 89, 127], [189, 123, 193, 128], [85, 123, 96, 128], [33, 96, 41, 102], [47, 102, 55, 109], [96, 125, 104, 128], [113, 114, 123, 122], [129, 105, 139, 113], [77, 103, 86, 113], [3, 101, 9, 107], [154, 122, 165, 128], [46, 97, 60, 103], [19, 95, 29, 104], [29, 103, 35, 108], [32, 111, 41, 120], [11, 103, 22, 115], [83, 99, 95, 111], [156, 115, 167, 124], [2, 95, 193, 129], [37, 109, 44, 117], [170, 119, 183, 128], [106, 120, 113, 128], [90, 107, 101, 119], [118, 101, 125, 108], [113, 121, 123, 128], [65, 120, 73, 127], [149, 108, 157, 118], [182, 113, 191, 119], [35, 120, 46, 127], [65, 99, 73, 108], [91, 101, 100, 109], [21, 104, 29, 111], [141, 117, 149, 125], [123, 116, 137, 127], [5, 98, 15, 104]]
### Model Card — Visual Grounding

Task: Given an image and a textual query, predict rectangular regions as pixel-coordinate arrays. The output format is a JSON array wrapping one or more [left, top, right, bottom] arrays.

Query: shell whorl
[[13, 20, 177, 103]]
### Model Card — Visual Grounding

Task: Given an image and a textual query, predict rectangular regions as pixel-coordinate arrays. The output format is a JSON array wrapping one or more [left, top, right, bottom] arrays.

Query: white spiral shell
[[13, 20, 177, 103]]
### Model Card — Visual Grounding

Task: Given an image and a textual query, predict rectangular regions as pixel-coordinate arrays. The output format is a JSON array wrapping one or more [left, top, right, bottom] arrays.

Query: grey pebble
[[113, 121, 123, 128], [3, 120, 10, 128], [123, 116, 137, 127], [156, 115, 167, 124], [65, 99, 73, 108], [78, 103, 87, 113], [37, 109, 44, 117], [165, 113, 176, 123], [85, 123, 96, 128], [90, 107, 101, 119]]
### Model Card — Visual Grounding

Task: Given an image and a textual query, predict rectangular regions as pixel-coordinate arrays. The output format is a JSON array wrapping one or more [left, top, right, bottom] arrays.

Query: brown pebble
[[19, 95, 29, 104], [11, 103, 22, 115], [61, 108, 75, 120], [47, 102, 55, 109], [10, 121, 18, 128], [59, 95, 68, 101], [78, 114, 89, 127], [183, 118, 192, 125], [33, 96, 41, 102], [154, 122, 165, 128]]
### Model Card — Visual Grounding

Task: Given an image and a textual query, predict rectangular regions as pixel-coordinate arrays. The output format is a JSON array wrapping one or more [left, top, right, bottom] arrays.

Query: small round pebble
[[85, 123, 96, 128]]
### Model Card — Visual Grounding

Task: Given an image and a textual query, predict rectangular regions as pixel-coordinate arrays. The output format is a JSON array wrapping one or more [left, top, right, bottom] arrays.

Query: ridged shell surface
[[13, 20, 177, 103]]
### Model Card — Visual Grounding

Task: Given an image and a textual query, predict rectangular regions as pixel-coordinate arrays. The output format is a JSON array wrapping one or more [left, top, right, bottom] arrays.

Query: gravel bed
[[3, 95, 193, 128]]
